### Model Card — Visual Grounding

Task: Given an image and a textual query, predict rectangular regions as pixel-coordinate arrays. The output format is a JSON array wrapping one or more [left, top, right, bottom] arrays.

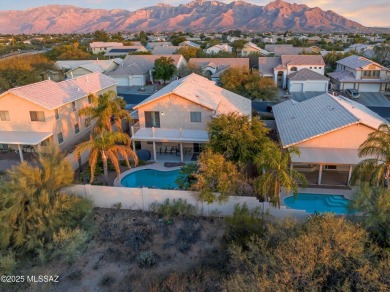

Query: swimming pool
[[121, 169, 180, 189], [284, 193, 351, 215]]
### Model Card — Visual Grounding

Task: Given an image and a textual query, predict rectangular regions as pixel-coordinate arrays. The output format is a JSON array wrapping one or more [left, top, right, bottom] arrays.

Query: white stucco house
[[259, 55, 326, 90], [273, 93, 388, 186], [130, 73, 251, 162], [204, 44, 233, 54], [327, 55, 389, 92], [89, 42, 124, 54], [107, 55, 187, 87], [56, 59, 123, 79], [240, 42, 270, 57], [287, 68, 329, 92]]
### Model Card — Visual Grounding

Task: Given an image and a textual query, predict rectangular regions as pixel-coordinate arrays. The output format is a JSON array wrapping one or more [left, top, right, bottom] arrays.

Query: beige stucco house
[[130, 73, 251, 162], [56, 59, 123, 79], [0, 72, 117, 161], [273, 93, 388, 186]]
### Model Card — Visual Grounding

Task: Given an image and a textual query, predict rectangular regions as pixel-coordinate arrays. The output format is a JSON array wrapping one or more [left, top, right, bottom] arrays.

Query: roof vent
[[77, 88, 80, 91]]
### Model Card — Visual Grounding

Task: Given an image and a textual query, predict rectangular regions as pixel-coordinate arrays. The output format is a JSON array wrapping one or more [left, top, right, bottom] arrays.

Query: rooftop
[[288, 68, 329, 81]]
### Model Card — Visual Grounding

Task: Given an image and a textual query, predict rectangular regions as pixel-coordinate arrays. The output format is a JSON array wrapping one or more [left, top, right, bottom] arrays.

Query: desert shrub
[[175, 220, 202, 254], [150, 199, 197, 219], [0, 252, 17, 274], [67, 270, 83, 281], [125, 230, 151, 251], [225, 203, 264, 246], [136, 251, 158, 268], [99, 273, 116, 287]]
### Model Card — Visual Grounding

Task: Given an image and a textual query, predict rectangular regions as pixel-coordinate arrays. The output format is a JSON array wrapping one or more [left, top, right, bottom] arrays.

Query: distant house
[[89, 42, 123, 54], [151, 46, 180, 55], [273, 93, 388, 186], [0, 73, 116, 161], [259, 55, 326, 90], [265, 44, 317, 56], [104, 46, 149, 58], [204, 44, 233, 54], [327, 55, 390, 92], [188, 58, 249, 82], [146, 42, 173, 50], [107, 55, 187, 86], [56, 59, 123, 79], [178, 41, 201, 49], [240, 42, 270, 57], [130, 73, 251, 162]]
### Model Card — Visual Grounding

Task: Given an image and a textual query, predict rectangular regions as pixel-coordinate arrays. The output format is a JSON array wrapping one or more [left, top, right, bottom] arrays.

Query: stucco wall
[[297, 124, 374, 149], [137, 93, 213, 130]]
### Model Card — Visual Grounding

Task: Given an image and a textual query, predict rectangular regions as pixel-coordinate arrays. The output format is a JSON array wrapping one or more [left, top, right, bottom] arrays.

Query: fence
[[66, 184, 308, 219]]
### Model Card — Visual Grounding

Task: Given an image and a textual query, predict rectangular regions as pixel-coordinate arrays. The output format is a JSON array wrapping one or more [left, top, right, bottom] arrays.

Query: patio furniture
[[0, 144, 9, 153]]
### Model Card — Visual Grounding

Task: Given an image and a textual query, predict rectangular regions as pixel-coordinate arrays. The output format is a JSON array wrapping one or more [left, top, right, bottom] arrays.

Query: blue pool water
[[121, 169, 181, 189], [284, 193, 351, 215]]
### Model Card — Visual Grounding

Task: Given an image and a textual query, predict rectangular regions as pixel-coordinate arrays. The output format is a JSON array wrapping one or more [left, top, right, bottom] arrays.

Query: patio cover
[[291, 147, 361, 165], [0, 131, 52, 145], [132, 128, 209, 143]]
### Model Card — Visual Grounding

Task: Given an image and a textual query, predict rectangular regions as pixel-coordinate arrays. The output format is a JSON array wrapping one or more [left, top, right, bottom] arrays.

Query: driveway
[[354, 92, 390, 107]]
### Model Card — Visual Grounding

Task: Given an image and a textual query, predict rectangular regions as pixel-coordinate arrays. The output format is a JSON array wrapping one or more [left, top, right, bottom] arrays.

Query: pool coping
[[114, 162, 183, 187]]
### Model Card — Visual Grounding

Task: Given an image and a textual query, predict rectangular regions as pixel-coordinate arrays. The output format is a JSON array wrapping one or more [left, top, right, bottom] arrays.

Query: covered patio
[[131, 126, 208, 162], [290, 147, 360, 187], [0, 131, 53, 162]]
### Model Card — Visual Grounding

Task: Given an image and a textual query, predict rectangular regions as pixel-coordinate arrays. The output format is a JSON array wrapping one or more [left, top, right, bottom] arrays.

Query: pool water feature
[[284, 193, 351, 215], [121, 169, 181, 189]]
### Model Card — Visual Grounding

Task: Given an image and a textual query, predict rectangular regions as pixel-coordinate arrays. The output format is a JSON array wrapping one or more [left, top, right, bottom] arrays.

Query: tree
[[220, 67, 278, 101], [45, 44, 91, 61], [373, 44, 390, 65], [349, 185, 390, 247], [177, 46, 199, 61], [75, 129, 138, 185], [139, 31, 147, 45], [152, 57, 177, 84], [224, 214, 390, 291], [0, 146, 92, 254], [93, 30, 110, 42], [191, 148, 241, 203], [175, 163, 199, 190], [254, 143, 307, 207], [230, 39, 247, 54], [323, 51, 354, 72], [351, 123, 390, 188], [78, 91, 131, 133], [208, 113, 270, 165], [170, 35, 187, 46]]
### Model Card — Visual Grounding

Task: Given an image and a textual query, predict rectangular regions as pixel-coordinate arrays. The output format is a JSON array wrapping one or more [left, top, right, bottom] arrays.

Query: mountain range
[[0, 0, 372, 34]]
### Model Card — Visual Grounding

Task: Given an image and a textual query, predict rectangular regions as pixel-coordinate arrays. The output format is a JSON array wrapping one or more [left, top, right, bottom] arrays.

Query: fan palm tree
[[350, 123, 390, 188], [78, 90, 131, 132], [75, 129, 138, 185], [0, 146, 91, 252], [253, 142, 307, 208]]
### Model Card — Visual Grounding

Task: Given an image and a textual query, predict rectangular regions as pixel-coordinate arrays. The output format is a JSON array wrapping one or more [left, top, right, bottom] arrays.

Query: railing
[[131, 121, 140, 136]]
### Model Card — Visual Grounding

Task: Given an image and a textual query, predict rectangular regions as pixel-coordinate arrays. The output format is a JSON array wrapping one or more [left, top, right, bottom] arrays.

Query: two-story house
[[89, 42, 124, 54], [259, 55, 326, 91], [0, 72, 117, 162], [240, 42, 270, 57], [327, 55, 389, 92], [130, 73, 251, 162]]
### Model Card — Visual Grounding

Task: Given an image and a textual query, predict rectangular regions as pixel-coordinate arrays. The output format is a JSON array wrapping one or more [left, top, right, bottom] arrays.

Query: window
[[72, 101, 76, 111], [55, 109, 59, 120], [190, 112, 201, 123], [84, 117, 91, 128], [30, 111, 45, 122], [145, 111, 160, 128], [310, 67, 312, 69], [363, 70, 380, 78], [291, 67, 298, 71], [74, 123, 80, 134], [0, 111, 10, 121], [88, 96, 93, 104], [57, 132, 64, 144], [314, 67, 317, 69]]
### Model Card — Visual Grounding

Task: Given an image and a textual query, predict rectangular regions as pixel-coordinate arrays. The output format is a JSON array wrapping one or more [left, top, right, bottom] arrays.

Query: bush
[[0, 252, 17, 275], [136, 251, 158, 268], [150, 199, 197, 219], [99, 273, 116, 287]]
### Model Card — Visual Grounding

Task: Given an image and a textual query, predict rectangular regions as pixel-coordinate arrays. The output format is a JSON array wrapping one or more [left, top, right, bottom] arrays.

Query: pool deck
[[114, 162, 183, 187]]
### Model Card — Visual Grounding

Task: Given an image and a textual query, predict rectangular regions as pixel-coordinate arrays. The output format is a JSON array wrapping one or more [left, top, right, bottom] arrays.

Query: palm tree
[[75, 129, 138, 185], [253, 142, 307, 208], [0, 146, 91, 252], [351, 123, 390, 188], [79, 90, 131, 132]]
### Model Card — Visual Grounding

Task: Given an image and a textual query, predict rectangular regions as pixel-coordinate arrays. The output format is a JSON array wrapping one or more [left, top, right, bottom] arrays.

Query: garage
[[130, 76, 144, 86], [304, 81, 328, 92], [114, 76, 129, 86], [290, 82, 303, 92], [287, 69, 329, 93], [358, 83, 381, 92]]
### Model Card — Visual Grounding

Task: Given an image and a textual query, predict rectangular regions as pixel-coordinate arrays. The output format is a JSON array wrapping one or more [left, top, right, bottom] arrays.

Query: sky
[[0, 0, 389, 27]]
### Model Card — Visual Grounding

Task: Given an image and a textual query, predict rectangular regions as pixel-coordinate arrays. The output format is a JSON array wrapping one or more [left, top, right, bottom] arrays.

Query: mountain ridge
[[0, 0, 375, 34]]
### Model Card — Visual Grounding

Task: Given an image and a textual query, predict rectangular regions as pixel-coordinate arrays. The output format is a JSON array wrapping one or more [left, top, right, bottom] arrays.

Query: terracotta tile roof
[[3, 72, 116, 110], [281, 55, 325, 66]]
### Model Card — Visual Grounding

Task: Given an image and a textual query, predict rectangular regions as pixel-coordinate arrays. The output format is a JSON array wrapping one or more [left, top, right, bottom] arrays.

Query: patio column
[[132, 140, 136, 152], [347, 165, 353, 186], [152, 141, 157, 162], [318, 164, 323, 185], [180, 143, 183, 162], [17, 144, 24, 162]]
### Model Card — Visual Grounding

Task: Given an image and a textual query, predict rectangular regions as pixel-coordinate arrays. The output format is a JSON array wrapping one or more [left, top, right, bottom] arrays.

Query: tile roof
[[107, 55, 184, 76], [151, 46, 180, 55], [273, 47, 306, 56], [288, 68, 329, 81], [133, 73, 251, 116], [258, 57, 282, 75], [179, 41, 201, 48], [327, 70, 389, 83], [281, 55, 325, 66], [3, 72, 116, 110], [188, 58, 249, 69], [56, 59, 122, 71], [147, 42, 173, 49], [265, 44, 293, 52], [336, 55, 375, 69], [273, 93, 387, 147], [89, 42, 123, 49]]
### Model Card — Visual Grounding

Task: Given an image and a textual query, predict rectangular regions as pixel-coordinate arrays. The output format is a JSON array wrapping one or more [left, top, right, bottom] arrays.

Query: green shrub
[[136, 251, 158, 268], [0, 252, 17, 274], [150, 199, 197, 219]]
